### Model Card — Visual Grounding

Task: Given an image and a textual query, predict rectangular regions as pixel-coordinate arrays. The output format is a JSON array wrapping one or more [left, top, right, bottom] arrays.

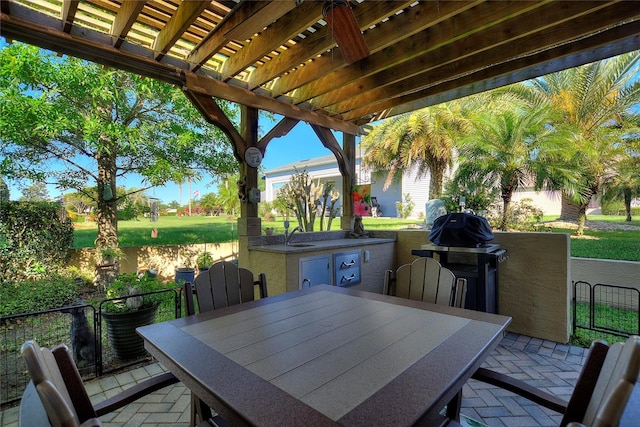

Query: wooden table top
[[138, 285, 511, 426]]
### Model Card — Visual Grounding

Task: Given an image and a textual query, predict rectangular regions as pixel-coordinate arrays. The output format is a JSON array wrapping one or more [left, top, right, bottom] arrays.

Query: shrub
[[260, 201, 276, 222], [64, 265, 94, 287], [0, 273, 79, 316], [395, 193, 414, 218], [601, 200, 626, 216], [0, 201, 74, 282], [485, 198, 543, 231], [441, 179, 499, 214], [102, 273, 173, 313], [66, 210, 86, 223]]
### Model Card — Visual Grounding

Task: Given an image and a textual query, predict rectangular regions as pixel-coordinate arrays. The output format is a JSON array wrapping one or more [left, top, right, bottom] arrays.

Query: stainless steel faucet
[[285, 226, 303, 245]]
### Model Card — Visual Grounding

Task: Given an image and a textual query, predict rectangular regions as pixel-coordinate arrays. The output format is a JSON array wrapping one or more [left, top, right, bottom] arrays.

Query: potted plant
[[96, 245, 124, 266], [196, 251, 214, 272], [175, 245, 197, 285], [101, 273, 168, 360]]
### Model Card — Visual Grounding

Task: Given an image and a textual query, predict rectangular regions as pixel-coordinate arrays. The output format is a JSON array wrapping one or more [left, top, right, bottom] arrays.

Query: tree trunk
[[624, 189, 632, 222], [559, 193, 580, 221], [575, 203, 588, 235], [429, 166, 444, 200], [500, 190, 512, 231], [95, 148, 119, 249]]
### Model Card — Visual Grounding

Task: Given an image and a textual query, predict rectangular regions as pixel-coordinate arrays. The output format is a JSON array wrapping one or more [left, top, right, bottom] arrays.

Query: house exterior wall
[[370, 175, 401, 218], [264, 155, 567, 218], [264, 154, 429, 218], [401, 167, 430, 219], [512, 189, 562, 215]]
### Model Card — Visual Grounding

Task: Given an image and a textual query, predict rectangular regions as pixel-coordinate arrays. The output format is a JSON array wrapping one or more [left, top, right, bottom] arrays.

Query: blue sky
[[142, 121, 346, 204]]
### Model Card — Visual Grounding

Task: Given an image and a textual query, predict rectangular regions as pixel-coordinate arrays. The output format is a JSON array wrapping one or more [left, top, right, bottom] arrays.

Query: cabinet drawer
[[334, 250, 361, 287]]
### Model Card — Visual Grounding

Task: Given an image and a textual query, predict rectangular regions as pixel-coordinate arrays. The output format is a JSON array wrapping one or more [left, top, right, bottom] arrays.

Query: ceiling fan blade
[[323, 1, 370, 64]]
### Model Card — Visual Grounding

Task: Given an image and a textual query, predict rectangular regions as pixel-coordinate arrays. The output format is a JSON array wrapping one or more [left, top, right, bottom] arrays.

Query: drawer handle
[[341, 274, 356, 283], [340, 260, 356, 268]]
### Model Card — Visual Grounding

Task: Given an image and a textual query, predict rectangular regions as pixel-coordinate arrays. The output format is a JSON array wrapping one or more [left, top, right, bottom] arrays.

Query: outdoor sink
[[288, 243, 315, 247]]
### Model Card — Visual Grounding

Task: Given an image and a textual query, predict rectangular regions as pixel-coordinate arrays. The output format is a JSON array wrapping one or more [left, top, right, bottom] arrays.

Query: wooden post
[[341, 132, 355, 231], [238, 105, 261, 237]]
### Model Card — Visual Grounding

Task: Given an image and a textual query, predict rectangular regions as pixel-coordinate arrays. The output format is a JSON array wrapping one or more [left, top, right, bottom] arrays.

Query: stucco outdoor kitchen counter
[[249, 238, 395, 253]]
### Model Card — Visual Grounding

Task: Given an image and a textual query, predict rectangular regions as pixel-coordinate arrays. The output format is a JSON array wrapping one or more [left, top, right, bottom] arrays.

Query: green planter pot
[[102, 304, 159, 360]]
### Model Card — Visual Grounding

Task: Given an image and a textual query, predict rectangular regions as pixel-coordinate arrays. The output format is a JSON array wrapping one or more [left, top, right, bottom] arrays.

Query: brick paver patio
[[1, 333, 588, 427]]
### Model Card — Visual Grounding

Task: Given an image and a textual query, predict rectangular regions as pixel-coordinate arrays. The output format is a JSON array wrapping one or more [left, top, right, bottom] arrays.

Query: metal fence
[[572, 281, 640, 342], [0, 288, 182, 407]]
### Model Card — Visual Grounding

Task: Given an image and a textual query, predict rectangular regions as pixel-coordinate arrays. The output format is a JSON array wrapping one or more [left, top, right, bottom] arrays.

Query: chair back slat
[[194, 268, 215, 312], [395, 263, 412, 299], [592, 378, 635, 427], [238, 267, 256, 303], [184, 282, 196, 316], [21, 341, 79, 426], [36, 380, 80, 427], [583, 336, 640, 425], [452, 278, 468, 309], [382, 270, 394, 295], [52, 345, 97, 422], [221, 263, 241, 307], [392, 257, 456, 306], [211, 262, 234, 309], [190, 261, 267, 314], [435, 268, 455, 306]]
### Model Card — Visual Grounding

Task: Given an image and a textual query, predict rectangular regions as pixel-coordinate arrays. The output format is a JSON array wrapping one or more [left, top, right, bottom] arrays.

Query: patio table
[[137, 284, 511, 426]]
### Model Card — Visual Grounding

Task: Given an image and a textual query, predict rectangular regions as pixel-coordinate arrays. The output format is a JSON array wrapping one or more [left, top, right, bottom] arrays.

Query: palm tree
[[217, 174, 240, 218], [361, 102, 467, 200], [455, 102, 559, 230], [525, 53, 640, 234], [601, 144, 640, 221]]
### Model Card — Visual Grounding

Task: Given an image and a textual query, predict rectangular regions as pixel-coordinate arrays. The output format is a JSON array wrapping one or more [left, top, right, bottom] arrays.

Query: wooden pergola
[[2, 0, 639, 236]]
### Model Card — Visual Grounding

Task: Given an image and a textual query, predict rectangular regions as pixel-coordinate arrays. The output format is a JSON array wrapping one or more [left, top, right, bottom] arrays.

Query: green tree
[[0, 177, 9, 201], [456, 102, 561, 230], [121, 189, 150, 220], [525, 52, 640, 234], [601, 139, 640, 222], [362, 102, 467, 199], [217, 175, 241, 218], [199, 192, 222, 216], [62, 189, 96, 214], [19, 182, 49, 201], [0, 42, 238, 250]]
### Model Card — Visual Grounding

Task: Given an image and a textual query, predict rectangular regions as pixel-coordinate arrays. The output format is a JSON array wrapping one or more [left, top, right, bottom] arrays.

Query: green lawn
[[73, 215, 240, 248], [541, 215, 640, 262], [571, 301, 639, 347], [73, 215, 639, 261], [72, 216, 423, 248]]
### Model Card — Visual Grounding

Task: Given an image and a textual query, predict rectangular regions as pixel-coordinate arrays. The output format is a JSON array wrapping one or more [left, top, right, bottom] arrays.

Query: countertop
[[249, 237, 396, 254]]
